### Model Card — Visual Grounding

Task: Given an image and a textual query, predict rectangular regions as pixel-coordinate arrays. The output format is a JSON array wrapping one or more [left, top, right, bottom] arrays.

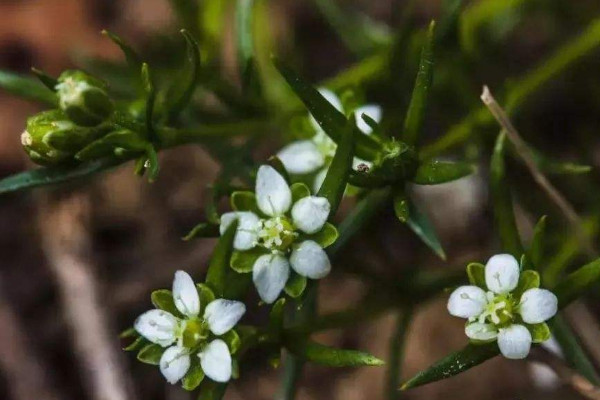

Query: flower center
[[257, 216, 297, 252], [478, 292, 514, 326], [181, 319, 209, 348]]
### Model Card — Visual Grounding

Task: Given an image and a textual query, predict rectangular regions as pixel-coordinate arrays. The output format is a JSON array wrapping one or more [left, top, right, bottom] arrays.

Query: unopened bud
[[55, 70, 113, 126]]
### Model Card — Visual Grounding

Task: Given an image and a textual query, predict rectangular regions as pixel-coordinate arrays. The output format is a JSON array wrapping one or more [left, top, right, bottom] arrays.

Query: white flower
[[134, 271, 245, 383], [277, 88, 382, 192], [222, 165, 333, 304], [447, 254, 558, 359]]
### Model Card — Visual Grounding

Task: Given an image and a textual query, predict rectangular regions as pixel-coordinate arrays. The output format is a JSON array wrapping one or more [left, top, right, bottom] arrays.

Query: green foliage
[[137, 344, 165, 365], [206, 220, 238, 297], [406, 200, 446, 260], [411, 160, 475, 185], [287, 340, 384, 367], [151, 289, 182, 317]]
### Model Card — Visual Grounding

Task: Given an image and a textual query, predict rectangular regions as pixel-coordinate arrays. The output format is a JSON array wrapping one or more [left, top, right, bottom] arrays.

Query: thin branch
[[530, 346, 600, 400], [38, 192, 136, 400], [480, 85, 596, 257]]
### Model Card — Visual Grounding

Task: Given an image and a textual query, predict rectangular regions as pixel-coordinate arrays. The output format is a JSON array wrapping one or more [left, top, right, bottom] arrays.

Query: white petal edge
[[252, 254, 290, 304], [199, 339, 232, 383], [277, 140, 325, 175], [173, 270, 200, 317], [485, 254, 520, 294], [220, 211, 260, 251], [498, 324, 532, 359], [465, 322, 498, 341], [204, 299, 246, 336], [291, 196, 331, 234], [160, 346, 191, 384], [134, 309, 178, 347], [354, 104, 382, 135], [289, 240, 331, 279], [519, 288, 558, 324], [255, 165, 292, 216], [447, 285, 487, 319], [309, 88, 343, 131]]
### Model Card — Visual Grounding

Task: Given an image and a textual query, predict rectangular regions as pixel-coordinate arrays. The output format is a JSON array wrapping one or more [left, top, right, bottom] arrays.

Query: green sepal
[[528, 215, 546, 270], [299, 222, 338, 248], [268, 156, 291, 184], [400, 343, 498, 390], [197, 283, 216, 314], [269, 298, 286, 335], [182, 356, 205, 391], [284, 272, 307, 298], [151, 289, 183, 318], [231, 191, 261, 214], [75, 129, 146, 162], [466, 262, 486, 288], [291, 182, 311, 202], [183, 222, 220, 240], [528, 322, 551, 344], [123, 336, 147, 352], [222, 329, 241, 355], [410, 160, 475, 185], [137, 343, 165, 365], [231, 248, 265, 273], [513, 270, 540, 299], [120, 327, 137, 339], [206, 220, 238, 297], [287, 339, 384, 367]]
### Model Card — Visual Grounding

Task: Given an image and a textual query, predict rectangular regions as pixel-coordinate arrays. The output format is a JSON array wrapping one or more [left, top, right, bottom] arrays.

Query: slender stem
[[386, 308, 413, 400], [481, 85, 596, 257]]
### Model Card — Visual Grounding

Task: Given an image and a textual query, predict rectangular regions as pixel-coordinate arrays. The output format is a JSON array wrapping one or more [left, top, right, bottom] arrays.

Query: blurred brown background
[[0, 1, 592, 399]]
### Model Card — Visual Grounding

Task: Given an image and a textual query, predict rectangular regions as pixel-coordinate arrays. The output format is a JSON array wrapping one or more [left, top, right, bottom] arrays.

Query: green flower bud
[[21, 110, 110, 166], [55, 70, 113, 127]]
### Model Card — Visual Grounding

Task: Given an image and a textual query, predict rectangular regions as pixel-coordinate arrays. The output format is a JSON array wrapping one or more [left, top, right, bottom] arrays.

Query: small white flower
[[225, 166, 334, 303], [134, 271, 245, 384], [198, 339, 232, 382], [447, 254, 558, 359], [276, 88, 382, 191]]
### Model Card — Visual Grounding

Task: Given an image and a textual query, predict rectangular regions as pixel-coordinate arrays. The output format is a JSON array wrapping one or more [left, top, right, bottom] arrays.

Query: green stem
[[386, 308, 413, 400]]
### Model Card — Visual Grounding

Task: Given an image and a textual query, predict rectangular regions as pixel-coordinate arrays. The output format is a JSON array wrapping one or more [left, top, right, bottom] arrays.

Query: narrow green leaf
[[165, 30, 201, 122], [317, 116, 355, 215], [288, 340, 385, 367], [183, 222, 220, 240], [168, 0, 200, 36], [347, 169, 392, 188], [528, 216, 546, 269], [550, 314, 600, 385], [401, 21, 435, 145], [284, 273, 307, 298], [0, 69, 57, 105], [182, 357, 205, 391], [300, 223, 339, 248], [101, 30, 142, 72], [466, 262, 485, 288], [554, 258, 600, 309], [120, 327, 137, 339], [151, 289, 182, 317], [236, 0, 254, 82], [529, 148, 592, 176], [137, 343, 165, 365], [513, 270, 540, 299], [269, 298, 286, 334], [30, 68, 58, 91], [230, 248, 264, 273], [490, 133, 523, 257], [400, 343, 498, 390], [206, 220, 238, 296], [411, 160, 475, 185], [231, 191, 261, 214], [273, 58, 381, 160], [123, 336, 147, 352], [406, 200, 446, 260], [141, 63, 157, 143], [0, 158, 123, 195]]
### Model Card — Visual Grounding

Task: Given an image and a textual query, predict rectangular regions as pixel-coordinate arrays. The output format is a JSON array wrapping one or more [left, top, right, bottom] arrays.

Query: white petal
[[252, 254, 290, 304], [354, 104, 382, 135], [519, 288, 558, 324], [199, 339, 232, 383], [485, 254, 520, 294], [255, 165, 292, 216], [465, 322, 498, 341], [160, 346, 191, 384], [447, 285, 487, 319], [309, 88, 343, 131], [291, 196, 331, 234], [313, 168, 328, 193], [290, 240, 331, 279], [498, 324, 532, 359], [277, 141, 325, 175], [220, 211, 260, 251], [204, 299, 246, 336], [134, 309, 178, 347], [173, 270, 200, 317]]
